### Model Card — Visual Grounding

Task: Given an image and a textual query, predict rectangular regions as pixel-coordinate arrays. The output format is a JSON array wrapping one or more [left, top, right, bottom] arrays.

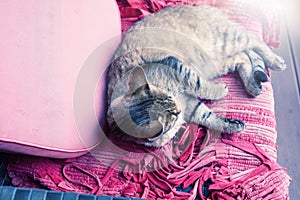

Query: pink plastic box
[[0, 0, 121, 158]]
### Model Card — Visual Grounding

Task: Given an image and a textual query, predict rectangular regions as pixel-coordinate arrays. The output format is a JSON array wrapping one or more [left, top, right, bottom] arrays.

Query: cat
[[106, 5, 286, 147]]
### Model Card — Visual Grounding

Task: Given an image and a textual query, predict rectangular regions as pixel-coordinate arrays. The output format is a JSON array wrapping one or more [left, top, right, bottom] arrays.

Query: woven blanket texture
[[7, 0, 291, 199]]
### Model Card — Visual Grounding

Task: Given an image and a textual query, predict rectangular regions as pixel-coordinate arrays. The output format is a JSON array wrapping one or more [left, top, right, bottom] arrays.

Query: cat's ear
[[127, 67, 149, 95]]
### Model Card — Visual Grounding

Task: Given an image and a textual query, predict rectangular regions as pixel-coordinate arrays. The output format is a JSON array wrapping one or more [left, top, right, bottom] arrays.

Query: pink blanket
[[7, 0, 291, 199]]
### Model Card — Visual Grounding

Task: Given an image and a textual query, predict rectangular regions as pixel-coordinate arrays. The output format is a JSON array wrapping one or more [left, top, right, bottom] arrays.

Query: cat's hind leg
[[179, 93, 245, 133], [252, 43, 286, 71], [224, 50, 268, 97]]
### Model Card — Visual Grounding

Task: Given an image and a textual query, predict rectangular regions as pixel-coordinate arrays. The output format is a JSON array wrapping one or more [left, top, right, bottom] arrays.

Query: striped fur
[[106, 5, 286, 146]]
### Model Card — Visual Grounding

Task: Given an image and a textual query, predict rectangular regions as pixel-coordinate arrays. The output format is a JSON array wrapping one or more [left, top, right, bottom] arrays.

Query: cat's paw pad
[[269, 55, 286, 71], [254, 69, 268, 83], [224, 119, 245, 133], [246, 67, 268, 97]]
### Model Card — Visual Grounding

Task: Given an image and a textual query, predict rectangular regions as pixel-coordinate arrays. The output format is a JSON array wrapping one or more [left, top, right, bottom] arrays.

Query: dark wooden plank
[[272, 9, 300, 199]]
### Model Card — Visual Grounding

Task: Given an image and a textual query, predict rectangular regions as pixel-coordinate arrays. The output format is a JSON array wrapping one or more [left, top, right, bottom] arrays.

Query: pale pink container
[[0, 0, 121, 158]]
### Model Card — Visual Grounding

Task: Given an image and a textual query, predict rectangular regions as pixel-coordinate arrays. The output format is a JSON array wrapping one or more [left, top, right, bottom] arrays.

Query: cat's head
[[110, 67, 181, 146]]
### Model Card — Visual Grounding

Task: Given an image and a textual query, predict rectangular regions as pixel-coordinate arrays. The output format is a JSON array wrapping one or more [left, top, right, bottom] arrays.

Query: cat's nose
[[170, 106, 181, 116], [176, 105, 182, 115], [174, 109, 181, 116]]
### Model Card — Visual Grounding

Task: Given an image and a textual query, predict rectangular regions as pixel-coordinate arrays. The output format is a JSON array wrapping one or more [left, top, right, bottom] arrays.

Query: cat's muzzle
[[147, 129, 164, 142]]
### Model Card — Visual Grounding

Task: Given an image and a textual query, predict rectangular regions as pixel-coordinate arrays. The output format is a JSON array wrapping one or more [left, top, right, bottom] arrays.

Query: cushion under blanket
[[7, 0, 291, 199]]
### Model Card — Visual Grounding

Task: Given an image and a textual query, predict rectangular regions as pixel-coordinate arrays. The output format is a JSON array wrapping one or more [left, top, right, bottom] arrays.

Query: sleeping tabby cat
[[106, 5, 286, 147]]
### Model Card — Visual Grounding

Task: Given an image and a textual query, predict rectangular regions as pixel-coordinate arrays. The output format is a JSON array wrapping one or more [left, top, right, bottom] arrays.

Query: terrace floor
[[272, 1, 300, 198]]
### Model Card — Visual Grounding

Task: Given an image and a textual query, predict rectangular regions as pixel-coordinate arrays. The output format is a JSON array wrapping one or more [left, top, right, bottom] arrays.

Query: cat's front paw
[[223, 119, 246, 133]]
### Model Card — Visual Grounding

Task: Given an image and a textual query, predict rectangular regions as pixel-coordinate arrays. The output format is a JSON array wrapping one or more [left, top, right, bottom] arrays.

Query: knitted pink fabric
[[7, 0, 291, 199]]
